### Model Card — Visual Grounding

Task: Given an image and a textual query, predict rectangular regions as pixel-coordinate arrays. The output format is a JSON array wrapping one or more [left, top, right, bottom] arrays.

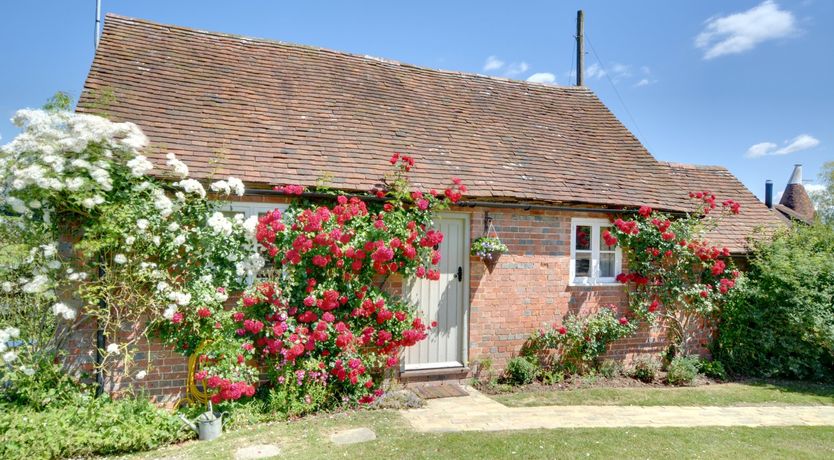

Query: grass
[[493, 380, 834, 407], [119, 410, 834, 460]]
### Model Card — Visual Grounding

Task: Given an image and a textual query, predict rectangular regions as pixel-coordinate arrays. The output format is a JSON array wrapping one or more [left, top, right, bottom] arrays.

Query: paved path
[[401, 386, 834, 432]]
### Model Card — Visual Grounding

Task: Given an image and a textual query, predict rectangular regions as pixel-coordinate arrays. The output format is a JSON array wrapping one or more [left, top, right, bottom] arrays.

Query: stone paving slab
[[400, 386, 834, 432]]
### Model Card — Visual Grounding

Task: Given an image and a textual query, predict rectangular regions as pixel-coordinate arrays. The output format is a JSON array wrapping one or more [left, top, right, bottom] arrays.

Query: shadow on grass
[[741, 378, 834, 399]]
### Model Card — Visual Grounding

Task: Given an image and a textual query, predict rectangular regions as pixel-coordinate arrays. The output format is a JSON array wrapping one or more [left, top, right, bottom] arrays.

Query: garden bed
[[481, 378, 834, 407]]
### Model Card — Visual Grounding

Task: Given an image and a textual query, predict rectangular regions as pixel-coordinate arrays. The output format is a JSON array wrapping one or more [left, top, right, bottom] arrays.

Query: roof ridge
[[662, 161, 728, 171], [103, 13, 588, 92]]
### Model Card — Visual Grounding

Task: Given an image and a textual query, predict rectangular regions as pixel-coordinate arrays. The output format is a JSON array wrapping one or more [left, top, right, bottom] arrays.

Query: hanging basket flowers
[[471, 236, 508, 264]]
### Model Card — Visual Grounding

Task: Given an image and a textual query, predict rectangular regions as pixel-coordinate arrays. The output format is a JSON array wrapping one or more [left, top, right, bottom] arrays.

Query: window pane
[[575, 252, 591, 277], [575, 226, 591, 251], [600, 226, 617, 251], [600, 252, 615, 278]]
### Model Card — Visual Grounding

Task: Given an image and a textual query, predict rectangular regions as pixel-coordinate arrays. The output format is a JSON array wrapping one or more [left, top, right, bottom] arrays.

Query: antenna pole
[[576, 10, 584, 86], [95, 0, 102, 49]]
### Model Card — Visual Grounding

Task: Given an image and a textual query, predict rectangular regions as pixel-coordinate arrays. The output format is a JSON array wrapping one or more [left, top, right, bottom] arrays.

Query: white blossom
[[209, 180, 230, 195], [106, 343, 120, 354], [114, 254, 127, 264], [207, 212, 233, 236], [176, 179, 206, 198], [65, 176, 85, 191], [22, 274, 49, 294], [3, 351, 17, 363], [163, 304, 178, 320], [136, 219, 150, 231], [243, 215, 259, 241], [6, 196, 28, 214], [173, 234, 186, 246], [22, 367, 36, 377], [168, 291, 191, 306], [126, 155, 154, 177], [227, 177, 245, 196], [136, 370, 147, 380], [165, 152, 189, 178], [52, 302, 77, 320], [152, 189, 173, 217]]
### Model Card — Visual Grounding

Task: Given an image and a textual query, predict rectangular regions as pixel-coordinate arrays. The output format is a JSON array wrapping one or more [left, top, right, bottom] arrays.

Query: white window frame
[[219, 201, 287, 219], [569, 217, 622, 286]]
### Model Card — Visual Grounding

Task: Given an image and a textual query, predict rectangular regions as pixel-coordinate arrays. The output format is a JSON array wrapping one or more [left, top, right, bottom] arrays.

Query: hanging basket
[[471, 236, 508, 264]]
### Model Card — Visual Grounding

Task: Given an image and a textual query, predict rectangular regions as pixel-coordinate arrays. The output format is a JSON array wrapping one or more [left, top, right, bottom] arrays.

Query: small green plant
[[598, 359, 623, 379], [632, 357, 660, 383], [667, 355, 699, 386], [540, 369, 565, 385], [505, 357, 538, 385], [697, 358, 728, 381], [524, 308, 637, 374], [470, 236, 509, 258]]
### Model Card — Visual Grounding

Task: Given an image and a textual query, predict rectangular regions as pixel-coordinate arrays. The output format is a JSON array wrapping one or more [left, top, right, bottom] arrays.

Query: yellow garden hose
[[174, 341, 210, 409]]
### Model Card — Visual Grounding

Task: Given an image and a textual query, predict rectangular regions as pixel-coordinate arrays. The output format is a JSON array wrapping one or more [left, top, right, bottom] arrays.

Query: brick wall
[[463, 206, 709, 370], [68, 197, 712, 401]]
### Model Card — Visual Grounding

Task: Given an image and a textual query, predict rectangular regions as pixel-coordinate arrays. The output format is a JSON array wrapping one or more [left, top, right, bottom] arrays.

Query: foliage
[[505, 357, 538, 385], [470, 236, 508, 258], [194, 154, 465, 406], [0, 395, 188, 459], [809, 161, 833, 224], [609, 195, 740, 355], [715, 222, 834, 381], [697, 359, 727, 381], [0, 105, 259, 395], [598, 359, 623, 379], [524, 307, 636, 374], [632, 357, 660, 383], [666, 355, 699, 386]]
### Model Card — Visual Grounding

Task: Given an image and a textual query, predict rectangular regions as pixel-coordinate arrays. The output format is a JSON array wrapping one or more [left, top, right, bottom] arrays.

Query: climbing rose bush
[[196, 154, 466, 407], [608, 192, 741, 355], [0, 105, 261, 389]]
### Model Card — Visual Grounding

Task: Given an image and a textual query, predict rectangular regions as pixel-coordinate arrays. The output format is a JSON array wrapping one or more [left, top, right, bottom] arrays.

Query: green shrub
[[667, 356, 699, 386], [632, 357, 660, 383], [715, 223, 834, 381], [598, 359, 623, 379], [505, 357, 538, 385], [698, 359, 727, 381], [0, 396, 189, 459], [524, 308, 637, 374], [540, 369, 565, 385]]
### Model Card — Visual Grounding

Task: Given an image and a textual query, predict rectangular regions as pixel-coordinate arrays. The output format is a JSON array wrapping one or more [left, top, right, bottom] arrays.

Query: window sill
[[569, 281, 623, 288]]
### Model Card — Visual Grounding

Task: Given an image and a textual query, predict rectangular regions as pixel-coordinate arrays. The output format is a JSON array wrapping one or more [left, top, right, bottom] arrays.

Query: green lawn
[[493, 381, 834, 407], [120, 410, 834, 460]]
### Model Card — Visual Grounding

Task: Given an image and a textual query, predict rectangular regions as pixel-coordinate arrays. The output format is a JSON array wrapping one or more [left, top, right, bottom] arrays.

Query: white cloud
[[746, 141, 779, 158], [504, 61, 529, 77], [585, 63, 605, 79], [695, 1, 799, 60], [526, 72, 557, 85], [483, 56, 504, 72], [745, 134, 820, 158], [633, 66, 657, 87]]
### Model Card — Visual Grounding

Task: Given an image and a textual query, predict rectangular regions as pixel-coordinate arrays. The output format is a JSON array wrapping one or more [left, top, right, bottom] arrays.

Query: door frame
[[401, 211, 471, 371]]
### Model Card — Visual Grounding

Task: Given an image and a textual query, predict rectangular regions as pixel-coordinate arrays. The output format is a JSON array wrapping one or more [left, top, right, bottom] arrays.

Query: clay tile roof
[[661, 162, 786, 253], [778, 184, 815, 223], [78, 14, 693, 210]]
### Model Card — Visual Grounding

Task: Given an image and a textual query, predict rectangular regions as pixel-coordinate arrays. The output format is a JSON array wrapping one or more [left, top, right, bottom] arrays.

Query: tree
[[810, 161, 834, 225]]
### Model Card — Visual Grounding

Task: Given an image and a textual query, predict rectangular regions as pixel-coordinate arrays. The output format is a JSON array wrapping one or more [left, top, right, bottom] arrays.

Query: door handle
[[457, 266, 463, 282]]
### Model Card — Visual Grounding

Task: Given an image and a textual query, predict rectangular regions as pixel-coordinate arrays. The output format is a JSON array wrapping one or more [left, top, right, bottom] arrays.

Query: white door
[[404, 214, 468, 370]]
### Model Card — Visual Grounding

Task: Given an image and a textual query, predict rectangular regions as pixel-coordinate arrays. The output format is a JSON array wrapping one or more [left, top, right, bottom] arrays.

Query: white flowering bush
[[0, 101, 262, 399]]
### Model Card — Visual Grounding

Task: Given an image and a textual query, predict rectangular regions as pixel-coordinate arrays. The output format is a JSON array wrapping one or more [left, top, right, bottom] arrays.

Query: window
[[220, 201, 288, 283], [570, 218, 621, 285]]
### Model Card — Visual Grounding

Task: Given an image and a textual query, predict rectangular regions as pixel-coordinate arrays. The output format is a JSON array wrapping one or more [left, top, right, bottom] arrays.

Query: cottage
[[77, 15, 801, 399]]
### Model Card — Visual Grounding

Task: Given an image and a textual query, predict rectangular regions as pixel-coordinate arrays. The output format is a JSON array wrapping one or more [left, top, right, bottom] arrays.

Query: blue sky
[[1, 1, 831, 199]]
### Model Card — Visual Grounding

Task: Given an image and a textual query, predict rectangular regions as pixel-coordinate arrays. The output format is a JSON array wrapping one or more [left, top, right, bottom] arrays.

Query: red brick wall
[[68, 197, 712, 400], [463, 206, 709, 370]]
